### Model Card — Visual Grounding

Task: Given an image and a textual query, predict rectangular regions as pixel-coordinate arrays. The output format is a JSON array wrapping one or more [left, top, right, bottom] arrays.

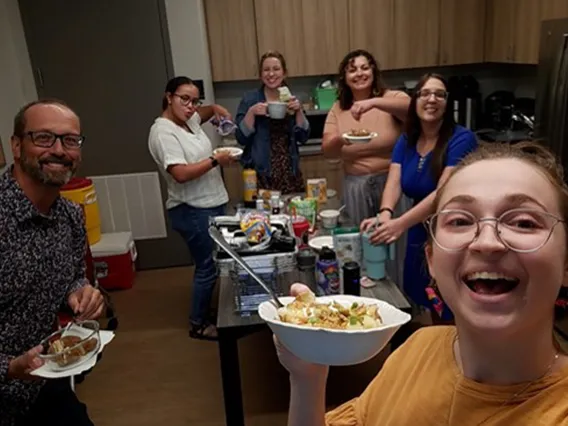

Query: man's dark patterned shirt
[[0, 168, 87, 425]]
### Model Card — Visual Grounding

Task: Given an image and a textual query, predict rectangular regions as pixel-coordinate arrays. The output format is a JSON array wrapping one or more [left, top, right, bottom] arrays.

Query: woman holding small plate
[[361, 73, 478, 321], [235, 51, 310, 194], [322, 49, 410, 225], [148, 76, 234, 340]]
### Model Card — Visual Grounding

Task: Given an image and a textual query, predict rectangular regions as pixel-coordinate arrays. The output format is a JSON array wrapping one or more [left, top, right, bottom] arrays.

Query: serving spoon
[[209, 226, 284, 308]]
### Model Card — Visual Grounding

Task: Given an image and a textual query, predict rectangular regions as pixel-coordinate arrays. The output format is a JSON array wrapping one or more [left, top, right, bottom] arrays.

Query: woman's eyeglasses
[[173, 94, 202, 107], [417, 89, 448, 101], [426, 208, 564, 253]]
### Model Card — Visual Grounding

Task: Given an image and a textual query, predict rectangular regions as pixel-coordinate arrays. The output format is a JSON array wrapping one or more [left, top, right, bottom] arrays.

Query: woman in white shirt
[[148, 76, 233, 340]]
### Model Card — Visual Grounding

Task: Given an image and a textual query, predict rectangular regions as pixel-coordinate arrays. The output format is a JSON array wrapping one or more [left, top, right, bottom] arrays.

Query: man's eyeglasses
[[426, 208, 565, 253], [173, 94, 202, 107], [24, 131, 85, 149], [417, 89, 448, 101]]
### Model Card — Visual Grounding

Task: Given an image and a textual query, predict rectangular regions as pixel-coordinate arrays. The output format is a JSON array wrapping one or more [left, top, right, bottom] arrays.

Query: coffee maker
[[447, 76, 482, 130]]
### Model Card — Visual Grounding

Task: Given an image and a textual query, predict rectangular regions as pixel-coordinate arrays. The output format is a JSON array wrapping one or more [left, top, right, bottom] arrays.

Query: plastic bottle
[[316, 246, 341, 295]]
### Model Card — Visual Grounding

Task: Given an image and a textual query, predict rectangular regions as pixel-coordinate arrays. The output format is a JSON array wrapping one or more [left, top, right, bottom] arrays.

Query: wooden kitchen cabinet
[[485, 0, 562, 64], [485, 0, 516, 62], [254, 0, 349, 77], [299, 155, 344, 199], [439, 0, 486, 65], [391, 0, 440, 69], [349, 0, 394, 69], [222, 162, 244, 203], [204, 0, 259, 81], [512, 0, 543, 64], [541, 0, 568, 20]]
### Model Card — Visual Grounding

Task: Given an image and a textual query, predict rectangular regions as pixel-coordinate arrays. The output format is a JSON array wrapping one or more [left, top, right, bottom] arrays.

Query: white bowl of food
[[259, 292, 411, 366], [342, 129, 378, 144], [268, 102, 288, 119], [213, 146, 243, 159], [319, 209, 340, 229]]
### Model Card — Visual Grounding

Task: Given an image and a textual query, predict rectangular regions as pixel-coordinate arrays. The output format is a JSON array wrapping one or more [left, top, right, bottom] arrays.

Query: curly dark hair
[[337, 49, 386, 110], [405, 73, 455, 181]]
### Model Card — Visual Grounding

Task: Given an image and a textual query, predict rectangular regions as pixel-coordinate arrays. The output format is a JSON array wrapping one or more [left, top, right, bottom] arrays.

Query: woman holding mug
[[322, 49, 410, 225], [148, 76, 233, 340], [361, 74, 477, 321], [235, 51, 310, 194], [277, 141, 568, 425]]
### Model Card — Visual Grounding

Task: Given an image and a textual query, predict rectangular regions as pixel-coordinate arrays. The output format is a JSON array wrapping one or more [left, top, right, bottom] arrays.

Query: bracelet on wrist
[[209, 156, 219, 168], [379, 207, 394, 217]]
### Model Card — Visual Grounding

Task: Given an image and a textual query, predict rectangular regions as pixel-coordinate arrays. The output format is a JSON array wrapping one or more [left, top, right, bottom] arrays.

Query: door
[[485, 0, 516, 62], [18, 0, 190, 270]]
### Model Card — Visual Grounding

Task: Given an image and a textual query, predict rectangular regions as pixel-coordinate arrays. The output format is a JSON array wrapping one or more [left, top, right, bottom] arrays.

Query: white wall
[[0, 0, 37, 172], [163, 0, 222, 145]]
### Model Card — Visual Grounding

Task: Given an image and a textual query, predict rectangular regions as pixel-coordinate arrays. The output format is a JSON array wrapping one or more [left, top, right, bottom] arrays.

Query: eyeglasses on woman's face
[[417, 89, 448, 101], [173, 93, 202, 107], [426, 208, 565, 253]]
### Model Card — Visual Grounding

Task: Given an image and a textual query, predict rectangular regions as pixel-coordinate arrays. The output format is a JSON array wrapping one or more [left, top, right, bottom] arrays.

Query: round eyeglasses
[[173, 94, 202, 107], [426, 208, 565, 253]]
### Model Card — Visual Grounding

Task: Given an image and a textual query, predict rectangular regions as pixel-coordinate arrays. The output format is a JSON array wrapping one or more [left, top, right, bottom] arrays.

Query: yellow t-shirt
[[326, 326, 568, 425]]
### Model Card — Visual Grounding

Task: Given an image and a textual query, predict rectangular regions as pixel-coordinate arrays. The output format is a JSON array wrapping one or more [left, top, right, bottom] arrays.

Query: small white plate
[[342, 132, 378, 144], [308, 235, 333, 251], [32, 329, 115, 379], [213, 147, 243, 159]]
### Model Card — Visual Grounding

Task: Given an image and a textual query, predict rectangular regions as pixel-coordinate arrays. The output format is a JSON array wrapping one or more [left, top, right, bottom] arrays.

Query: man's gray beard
[[19, 151, 76, 187]]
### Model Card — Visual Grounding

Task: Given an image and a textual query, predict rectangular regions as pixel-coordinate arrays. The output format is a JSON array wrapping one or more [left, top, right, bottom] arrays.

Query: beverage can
[[343, 261, 361, 296]]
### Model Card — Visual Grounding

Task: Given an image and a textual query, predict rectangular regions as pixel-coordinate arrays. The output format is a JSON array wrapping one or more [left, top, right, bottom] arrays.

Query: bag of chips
[[240, 212, 272, 244]]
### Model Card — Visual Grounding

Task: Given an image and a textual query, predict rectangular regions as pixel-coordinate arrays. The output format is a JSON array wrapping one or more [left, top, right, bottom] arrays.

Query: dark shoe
[[189, 323, 218, 341]]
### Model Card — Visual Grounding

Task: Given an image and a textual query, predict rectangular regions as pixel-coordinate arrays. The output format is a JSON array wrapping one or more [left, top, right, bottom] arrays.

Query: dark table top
[[217, 270, 412, 330]]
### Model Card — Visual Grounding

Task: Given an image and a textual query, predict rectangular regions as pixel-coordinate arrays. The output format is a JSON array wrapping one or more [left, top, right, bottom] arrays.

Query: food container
[[306, 178, 327, 203], [319, 209, 340, 229], [259, 294, 411, 366], [267, 102, 287, 119], [38, 320, 101, 371]]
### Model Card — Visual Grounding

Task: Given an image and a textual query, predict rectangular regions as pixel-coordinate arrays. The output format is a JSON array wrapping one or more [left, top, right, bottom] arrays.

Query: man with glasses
[[0, 99, 104, 426]]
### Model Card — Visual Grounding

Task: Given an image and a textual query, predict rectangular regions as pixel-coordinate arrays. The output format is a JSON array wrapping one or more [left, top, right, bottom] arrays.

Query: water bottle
[[316, 246, 340, 295]]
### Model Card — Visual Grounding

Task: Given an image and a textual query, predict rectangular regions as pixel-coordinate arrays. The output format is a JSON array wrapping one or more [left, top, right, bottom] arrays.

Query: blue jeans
[[168, 203, 225, 326]]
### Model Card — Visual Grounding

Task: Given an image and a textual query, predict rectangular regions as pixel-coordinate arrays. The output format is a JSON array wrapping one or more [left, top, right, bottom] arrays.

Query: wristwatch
[[209, 156, 219, 167]]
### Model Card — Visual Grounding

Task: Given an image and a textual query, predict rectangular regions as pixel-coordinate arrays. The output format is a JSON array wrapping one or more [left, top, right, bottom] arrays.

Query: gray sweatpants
[[343, 173, 412, 290]]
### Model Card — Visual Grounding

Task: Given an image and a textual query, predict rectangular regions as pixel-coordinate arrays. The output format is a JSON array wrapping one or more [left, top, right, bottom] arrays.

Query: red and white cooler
[[90, 232, 137, 290]]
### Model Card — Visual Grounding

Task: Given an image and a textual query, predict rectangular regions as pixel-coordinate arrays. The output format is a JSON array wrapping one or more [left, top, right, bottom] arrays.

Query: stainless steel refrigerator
[[536, 19, 568, 339], [535, 18, 568, 159]]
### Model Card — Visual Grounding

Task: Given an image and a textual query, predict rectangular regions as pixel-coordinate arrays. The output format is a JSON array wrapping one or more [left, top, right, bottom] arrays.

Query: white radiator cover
[[90, 172, 167, 240]]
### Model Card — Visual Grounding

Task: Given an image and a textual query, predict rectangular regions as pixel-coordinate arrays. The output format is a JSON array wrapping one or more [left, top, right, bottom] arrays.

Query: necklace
[[449, 337, 559, 426]]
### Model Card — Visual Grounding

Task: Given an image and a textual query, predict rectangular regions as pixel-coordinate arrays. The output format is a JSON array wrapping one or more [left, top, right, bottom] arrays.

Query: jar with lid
[[270, 194, 281, 214]]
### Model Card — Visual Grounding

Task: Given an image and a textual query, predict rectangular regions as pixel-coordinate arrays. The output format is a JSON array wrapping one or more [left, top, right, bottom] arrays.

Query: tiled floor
[[76, 267, 391, 425]]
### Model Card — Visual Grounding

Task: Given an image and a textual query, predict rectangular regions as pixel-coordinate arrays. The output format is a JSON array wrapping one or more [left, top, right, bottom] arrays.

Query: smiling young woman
[[275, 141, 568, 426]]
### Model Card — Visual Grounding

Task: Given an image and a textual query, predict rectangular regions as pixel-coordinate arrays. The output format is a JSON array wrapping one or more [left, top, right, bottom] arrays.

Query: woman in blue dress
[[361, 73, 478, 321]]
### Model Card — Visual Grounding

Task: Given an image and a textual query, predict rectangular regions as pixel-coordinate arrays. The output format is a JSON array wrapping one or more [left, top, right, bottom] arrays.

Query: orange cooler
[[61, 177, 101, 245]]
